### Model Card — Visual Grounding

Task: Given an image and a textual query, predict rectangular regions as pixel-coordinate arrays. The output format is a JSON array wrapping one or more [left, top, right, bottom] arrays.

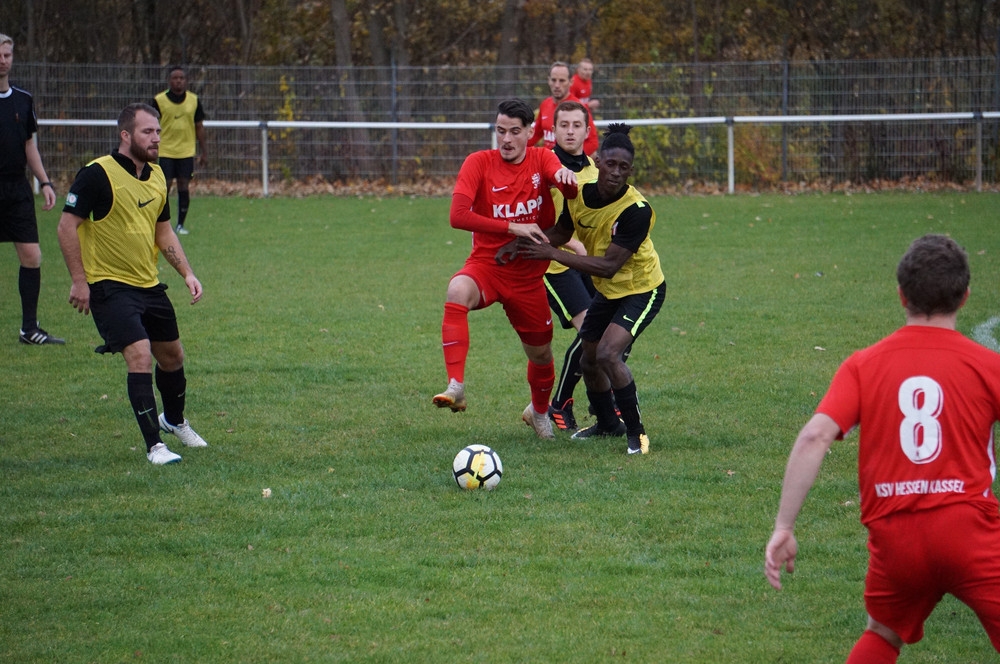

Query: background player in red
[[765, 234, 1000, 662], [570, 58, 600, 112], [528, 61, 599, 156], [433, 98, 578, 439]]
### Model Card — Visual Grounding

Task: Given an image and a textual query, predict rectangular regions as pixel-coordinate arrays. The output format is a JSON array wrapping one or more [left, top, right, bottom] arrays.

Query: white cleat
[[147, 442, 182, 465], [433, 379, 467, 412], [522, 404, 555, 440], [159, 413, 208, 447]]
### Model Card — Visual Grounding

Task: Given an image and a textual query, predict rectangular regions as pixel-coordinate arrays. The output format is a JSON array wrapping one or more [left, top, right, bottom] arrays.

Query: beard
[[129, 142, 158, 164]]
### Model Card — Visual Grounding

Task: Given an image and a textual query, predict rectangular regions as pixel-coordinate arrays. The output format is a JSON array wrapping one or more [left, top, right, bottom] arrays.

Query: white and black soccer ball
[[452, 444, 503, 490]]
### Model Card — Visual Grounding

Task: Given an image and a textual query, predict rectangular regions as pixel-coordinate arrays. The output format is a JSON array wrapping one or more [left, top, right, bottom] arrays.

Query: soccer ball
[[452, 444, 503, 490]]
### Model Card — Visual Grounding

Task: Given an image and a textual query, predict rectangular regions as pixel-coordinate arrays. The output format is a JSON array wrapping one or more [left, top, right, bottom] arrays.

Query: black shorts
[[0, 178, 39, 244], [579, 281, 665, 344], [158, 156, 195, 181], [88, 280, 180, 354], [544, 269, 596, 329]]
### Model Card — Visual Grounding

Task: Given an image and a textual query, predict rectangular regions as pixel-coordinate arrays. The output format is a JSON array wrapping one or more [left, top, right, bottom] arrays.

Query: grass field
[[2, 191, 999, 663]]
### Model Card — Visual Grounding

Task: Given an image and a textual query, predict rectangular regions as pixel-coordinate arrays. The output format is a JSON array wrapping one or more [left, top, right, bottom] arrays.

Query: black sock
[[19, 266, 41, 330], [587, 388, 619, 430], [553, 335, 584, 408], [155, 365, 186, 426], [127, 372, 162, 451], [178, 190, 190, 226], [613, 380, 644, 436]]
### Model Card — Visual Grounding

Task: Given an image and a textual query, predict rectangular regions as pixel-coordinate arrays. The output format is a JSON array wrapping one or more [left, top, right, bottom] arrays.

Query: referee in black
[[0, 33, 63, 345]]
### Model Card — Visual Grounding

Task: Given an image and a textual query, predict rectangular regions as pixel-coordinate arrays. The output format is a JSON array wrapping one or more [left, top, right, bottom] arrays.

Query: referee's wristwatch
[[41, 182, 55, 189]]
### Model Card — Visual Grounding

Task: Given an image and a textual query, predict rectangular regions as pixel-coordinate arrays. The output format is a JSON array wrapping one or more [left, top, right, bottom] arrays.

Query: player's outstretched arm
[[765, 413, 841, 590]]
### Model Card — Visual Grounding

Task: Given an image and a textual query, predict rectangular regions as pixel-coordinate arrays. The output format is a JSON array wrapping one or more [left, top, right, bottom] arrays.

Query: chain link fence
[[15, 59, 1000, 189]]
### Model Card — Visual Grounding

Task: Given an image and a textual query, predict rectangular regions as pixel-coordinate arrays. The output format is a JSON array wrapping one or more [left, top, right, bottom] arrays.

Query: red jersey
[[450, 147, 574, 279], [528, 96, 599, 155], [570, 73, 592, 103], [817, 325, 1000, 526]]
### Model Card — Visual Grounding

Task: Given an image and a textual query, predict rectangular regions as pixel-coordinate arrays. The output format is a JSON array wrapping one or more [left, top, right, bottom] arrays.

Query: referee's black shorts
[[88, 280, 180, 354], [0, 178, 39, 244]]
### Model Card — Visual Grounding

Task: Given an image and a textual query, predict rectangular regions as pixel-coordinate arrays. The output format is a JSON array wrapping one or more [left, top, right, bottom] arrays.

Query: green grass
[[2, 191, 999, 663]]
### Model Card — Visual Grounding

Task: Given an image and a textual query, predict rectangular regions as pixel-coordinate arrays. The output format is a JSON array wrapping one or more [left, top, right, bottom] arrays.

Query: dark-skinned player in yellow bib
[[506, 123, 664, 455]]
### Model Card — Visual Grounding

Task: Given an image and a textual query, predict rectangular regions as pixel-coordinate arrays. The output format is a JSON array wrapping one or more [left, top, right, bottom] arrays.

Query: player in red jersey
[[433, 98, 578, 439], [765, 234, 1000, 662], [570, 58, 600, 112], [528, 62, 599, 156]]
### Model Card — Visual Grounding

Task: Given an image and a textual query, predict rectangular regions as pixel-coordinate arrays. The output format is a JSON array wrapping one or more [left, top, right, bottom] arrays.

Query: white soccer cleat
[[433, 379, 467, 412], [147, 442, 182, 465], [159, 413, 208, 447], [522, 404, 555, 440]]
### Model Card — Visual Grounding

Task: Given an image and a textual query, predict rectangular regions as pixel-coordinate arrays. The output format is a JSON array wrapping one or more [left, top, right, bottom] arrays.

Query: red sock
[[845, 630, 900, 664], [527, 360, 554, 414], [442, 302, 470, 383]]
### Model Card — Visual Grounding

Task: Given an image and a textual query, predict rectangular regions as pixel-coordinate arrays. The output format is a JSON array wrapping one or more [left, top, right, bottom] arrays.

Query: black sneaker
[[19, 327, 65, 345], [548, 398, 578, 431], [627, 432, 650, 455], [571, 420, 626, 440]]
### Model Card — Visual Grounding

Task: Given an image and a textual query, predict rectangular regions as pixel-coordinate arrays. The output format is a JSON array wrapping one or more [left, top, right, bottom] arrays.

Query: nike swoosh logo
[[492, 186, 507, 192], [546, 319, 552, 326], [623, 315, 634, 323], [138, 198, 155, 208], [137, 407, 154, 416]]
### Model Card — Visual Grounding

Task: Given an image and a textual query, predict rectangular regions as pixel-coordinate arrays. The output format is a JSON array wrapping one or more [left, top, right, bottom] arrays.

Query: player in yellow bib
[[57, 103, 208, 466], [512, 123, 664, 455], [152, 66, 207, 235], [543, 100, 599, 431]]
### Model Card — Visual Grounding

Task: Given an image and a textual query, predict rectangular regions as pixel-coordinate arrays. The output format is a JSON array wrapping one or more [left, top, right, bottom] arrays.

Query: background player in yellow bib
[[151, 66, 207, 235], [57, 103, 208, 465]]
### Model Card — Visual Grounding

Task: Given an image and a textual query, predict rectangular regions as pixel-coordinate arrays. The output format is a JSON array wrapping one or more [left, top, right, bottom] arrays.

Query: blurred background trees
[[3, 0, 997, 66]]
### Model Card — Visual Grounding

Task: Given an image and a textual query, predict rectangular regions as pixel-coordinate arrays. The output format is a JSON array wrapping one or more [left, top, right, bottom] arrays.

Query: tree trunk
[[331, 0, 375, 177]]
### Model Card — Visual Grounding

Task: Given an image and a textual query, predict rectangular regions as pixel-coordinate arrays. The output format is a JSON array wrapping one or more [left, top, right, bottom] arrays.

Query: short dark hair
[[118, 102, 160, 134], [168, 65, 185, 77], [497, 98, 534, 127], [600, 123, 635, 158], [896, 234, 969, 316], [550, 61, 570, 75], [554, 100, 588, 124]]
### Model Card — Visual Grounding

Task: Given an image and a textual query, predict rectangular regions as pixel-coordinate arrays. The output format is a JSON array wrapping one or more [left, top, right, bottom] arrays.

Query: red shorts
[[864, 502, 1000, 649], [456, 259, 552, 347]]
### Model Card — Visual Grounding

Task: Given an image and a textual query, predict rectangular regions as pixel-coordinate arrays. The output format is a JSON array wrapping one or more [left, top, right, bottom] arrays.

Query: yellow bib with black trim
[[155, 90, 199, 158], [78, 156, 167, 288], [547, 159, 599, 276], [567, 184, 663, 298]]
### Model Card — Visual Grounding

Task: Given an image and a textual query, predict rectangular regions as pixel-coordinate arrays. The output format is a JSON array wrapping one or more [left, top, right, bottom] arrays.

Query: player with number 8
[[765, 234, 1000, 662]]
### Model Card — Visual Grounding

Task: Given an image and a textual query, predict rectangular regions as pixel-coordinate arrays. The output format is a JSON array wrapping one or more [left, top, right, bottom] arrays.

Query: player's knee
[[152, 342, 185, 372]]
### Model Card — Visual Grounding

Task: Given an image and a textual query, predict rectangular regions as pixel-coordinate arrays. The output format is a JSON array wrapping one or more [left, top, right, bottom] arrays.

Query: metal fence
[[15, 59, 1000, 189]]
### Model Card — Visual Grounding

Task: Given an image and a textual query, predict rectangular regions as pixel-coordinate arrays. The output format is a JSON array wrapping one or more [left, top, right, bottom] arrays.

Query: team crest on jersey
[[66, 192, 78, 207], [532, 172, 541, 190]]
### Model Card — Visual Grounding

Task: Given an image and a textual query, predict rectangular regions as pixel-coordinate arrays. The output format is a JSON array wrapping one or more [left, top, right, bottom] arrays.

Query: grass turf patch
[[1, 192, 999, 662]]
